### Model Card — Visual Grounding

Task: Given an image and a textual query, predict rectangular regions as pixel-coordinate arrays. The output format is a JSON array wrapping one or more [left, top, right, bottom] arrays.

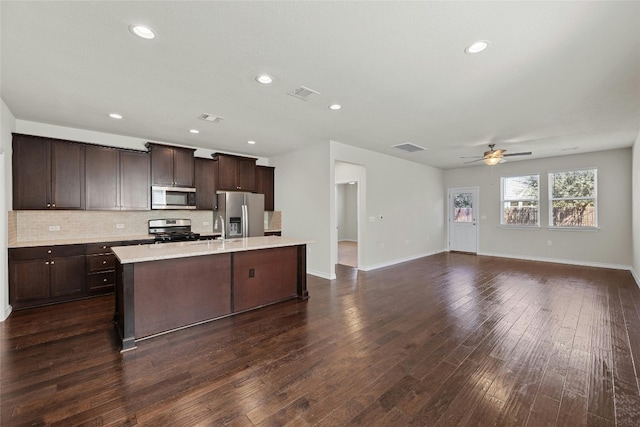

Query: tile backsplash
[[9, 210, 282, 244]]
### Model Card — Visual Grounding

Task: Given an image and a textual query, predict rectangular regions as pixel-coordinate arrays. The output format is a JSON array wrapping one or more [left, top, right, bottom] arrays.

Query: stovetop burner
[[149, 219, 200, 243]]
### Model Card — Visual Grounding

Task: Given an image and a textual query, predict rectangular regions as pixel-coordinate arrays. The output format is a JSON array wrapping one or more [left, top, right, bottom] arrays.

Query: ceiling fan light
[[484, 157, 501, 166]]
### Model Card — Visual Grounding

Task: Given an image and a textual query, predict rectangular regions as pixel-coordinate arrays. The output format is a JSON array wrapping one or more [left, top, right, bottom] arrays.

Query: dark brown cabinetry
[[212, 153, 256, 192], [147, 143, 195, 187], [9, 245, 86, 309], [255, 165, 275, 211], [85, 146, 150, 210], [86, 242, 121, 295], [233, 246, 297, 312], [194, 158, 217, 210], [13, 134, 85, 210]]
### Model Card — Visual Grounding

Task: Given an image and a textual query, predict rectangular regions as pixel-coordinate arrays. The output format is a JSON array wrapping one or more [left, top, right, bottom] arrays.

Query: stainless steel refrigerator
[[213, 191, 264, 238]]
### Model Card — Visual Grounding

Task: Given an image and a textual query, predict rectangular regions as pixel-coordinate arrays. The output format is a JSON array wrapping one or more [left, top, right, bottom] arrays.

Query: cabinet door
[[194, 158, 217, 209], [150, 145, 175, 186], [86, 145, 119, 210], [51, 141, 85, 209], [9, 259, 50, 303], [237, 158, 256, 192], [12, 134, 51, 209], [255, 166, 275, 211], [216, 155, 238, 191], [50, 255, 86, 297], [120, 151, 150, 210], [173, 148, 195, 187]]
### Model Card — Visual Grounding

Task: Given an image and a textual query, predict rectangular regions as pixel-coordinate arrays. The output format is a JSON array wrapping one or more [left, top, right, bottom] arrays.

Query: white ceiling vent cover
[[392, 143, 426, 153], [288, 86, 321, 101], [198, 113, 224, 123]]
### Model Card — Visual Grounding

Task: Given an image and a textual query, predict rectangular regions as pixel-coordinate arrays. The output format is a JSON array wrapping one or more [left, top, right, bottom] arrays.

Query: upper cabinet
[[194, 158, 217, 210], [147, 143, 195, 187], [212, 153, 256, 192], [256, 166, 275, 211], [13, 134, 85, 210], [85, 145, 150, 210]]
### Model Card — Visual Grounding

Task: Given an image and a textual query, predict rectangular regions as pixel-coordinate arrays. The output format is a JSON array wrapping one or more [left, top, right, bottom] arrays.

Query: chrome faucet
[[217, 214, 225, 241]]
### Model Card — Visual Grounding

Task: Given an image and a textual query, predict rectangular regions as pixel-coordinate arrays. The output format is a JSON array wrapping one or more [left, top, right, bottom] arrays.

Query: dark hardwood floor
[[2, 252, 640, 426]]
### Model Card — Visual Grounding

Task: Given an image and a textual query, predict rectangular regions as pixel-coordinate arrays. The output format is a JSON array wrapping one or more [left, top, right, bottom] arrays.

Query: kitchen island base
[[114, 241, 309, 352]]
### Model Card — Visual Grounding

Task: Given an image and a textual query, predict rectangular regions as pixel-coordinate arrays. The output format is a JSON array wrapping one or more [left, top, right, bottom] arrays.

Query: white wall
[[444, 148, 633, 268], [336, 183, 357, 241], [271, 142, 332, 278], [1, 98, 16, 320], [632, 133, 640, 283], [331, 141, 446, 272]]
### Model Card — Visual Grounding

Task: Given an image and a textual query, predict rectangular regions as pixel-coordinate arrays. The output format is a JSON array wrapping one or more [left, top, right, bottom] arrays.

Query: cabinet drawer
[[10, 244, 85, 261], [86, 242, 122, 255], [87, 271, 116, 290], [87, 254, 116, 272]]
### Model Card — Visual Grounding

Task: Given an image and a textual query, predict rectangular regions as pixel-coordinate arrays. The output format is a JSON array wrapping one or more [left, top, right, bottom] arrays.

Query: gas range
[[149, 219, 200, 243]]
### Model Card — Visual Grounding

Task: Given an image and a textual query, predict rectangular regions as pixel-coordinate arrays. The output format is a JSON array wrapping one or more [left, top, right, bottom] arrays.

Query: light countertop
[[112, 236, 312, 264]]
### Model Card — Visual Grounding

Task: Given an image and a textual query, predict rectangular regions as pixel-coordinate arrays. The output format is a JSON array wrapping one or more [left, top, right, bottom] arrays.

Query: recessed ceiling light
[[189, 129, 200, 134], [129, 25, 156, 40], [109, 113, 123, 119], [465, 40, 489, 54], [248, 140, 256, 145], [328, 104, 342, 110], [255, 75, 273, 85]]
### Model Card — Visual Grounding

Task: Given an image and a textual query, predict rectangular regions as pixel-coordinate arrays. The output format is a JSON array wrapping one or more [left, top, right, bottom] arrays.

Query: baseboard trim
[[1, 305, 13, 322], [477, 251, 631, 271], [631, 268, 640, 291], [338, 239, 358, 243], [359, 249, 448, 272], [307, 269, 336, 280]]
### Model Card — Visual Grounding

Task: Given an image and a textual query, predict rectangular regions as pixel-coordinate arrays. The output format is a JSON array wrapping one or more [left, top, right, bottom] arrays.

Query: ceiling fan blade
[[503, 151, 532, 157], [463, 158, 485, 164], [460, 156, 484, 159]]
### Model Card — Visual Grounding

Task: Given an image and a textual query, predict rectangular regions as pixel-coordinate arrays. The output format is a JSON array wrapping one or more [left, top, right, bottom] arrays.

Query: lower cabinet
[[9, 245, 86, 309], [86, 242, 121, 295]]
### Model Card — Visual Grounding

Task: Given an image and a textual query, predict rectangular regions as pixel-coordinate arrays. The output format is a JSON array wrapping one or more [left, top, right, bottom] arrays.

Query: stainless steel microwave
[[151, 186, 196, 210]]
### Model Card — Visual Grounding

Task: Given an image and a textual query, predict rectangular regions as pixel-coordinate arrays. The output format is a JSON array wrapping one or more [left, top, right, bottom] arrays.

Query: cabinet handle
[[47, 203, 51, 208], [52, 203, 56, 208], [103, 278, 108, 282], [47, 250, 52, 254], [102, 246, 107, 249], [45, 261, 50, 265], [102, 260, 107, 264], [50, 261, 55, 265]]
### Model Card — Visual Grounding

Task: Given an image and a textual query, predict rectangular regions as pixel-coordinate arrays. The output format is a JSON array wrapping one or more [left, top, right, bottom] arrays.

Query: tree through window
[[548, 168, 597, 228], [501, 175, 539, 226]]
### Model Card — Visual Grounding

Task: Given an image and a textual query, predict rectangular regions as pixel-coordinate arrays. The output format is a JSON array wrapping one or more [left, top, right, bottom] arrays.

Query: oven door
[[151, 186, 196, 209]]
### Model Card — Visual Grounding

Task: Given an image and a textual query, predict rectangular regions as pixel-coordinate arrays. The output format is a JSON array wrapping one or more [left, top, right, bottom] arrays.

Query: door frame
[[335, 180, 360, 268], [447, 186, 480, 253]]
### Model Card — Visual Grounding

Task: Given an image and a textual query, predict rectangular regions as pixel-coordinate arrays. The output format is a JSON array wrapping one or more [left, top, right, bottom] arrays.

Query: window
[[548, 168, 597, 228], [453, 192, 473, 223], [501, 174, 539, 226]]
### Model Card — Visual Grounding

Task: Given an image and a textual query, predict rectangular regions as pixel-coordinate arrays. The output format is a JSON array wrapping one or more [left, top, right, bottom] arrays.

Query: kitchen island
[[112, 236, 311, 351]]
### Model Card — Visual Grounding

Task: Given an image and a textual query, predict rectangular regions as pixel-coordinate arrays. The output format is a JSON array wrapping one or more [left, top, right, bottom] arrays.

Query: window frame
[[500, 173, 540, 228], [547, 167, 598, 230]]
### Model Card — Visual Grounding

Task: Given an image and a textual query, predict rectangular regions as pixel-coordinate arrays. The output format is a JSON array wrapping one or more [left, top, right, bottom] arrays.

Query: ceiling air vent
[[198, 113, 224, 123], [392, 142, 426, 153], [288, 86, 321, 101]]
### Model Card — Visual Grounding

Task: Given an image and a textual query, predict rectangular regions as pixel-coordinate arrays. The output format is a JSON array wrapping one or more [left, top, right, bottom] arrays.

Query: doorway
[[448, 187, 479, 253], [336, 181, 358, 267]]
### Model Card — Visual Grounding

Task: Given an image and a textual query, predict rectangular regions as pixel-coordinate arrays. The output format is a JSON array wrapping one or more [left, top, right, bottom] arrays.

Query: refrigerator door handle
[[242, 204, 248, 237]]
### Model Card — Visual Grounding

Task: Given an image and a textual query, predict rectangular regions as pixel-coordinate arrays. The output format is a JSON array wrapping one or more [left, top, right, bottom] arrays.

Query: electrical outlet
[[547, 240, 552, 246], [48, 225, 60, 231], [380, 243, 385, 249], [203, 221, 210, 226], [249, 268, 255, 278], [116, 223, 125, 229]]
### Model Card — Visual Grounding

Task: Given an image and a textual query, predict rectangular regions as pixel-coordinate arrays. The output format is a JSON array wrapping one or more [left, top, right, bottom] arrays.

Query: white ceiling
[[1, 1, 639, 169]]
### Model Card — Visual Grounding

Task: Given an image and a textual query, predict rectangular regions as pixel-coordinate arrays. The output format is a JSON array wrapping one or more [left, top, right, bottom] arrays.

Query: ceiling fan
[[462, 144, 532, 166]]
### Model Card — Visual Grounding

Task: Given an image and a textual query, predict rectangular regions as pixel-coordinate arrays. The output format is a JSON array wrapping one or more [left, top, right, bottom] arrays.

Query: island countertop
[[112, 236, 313, 264]]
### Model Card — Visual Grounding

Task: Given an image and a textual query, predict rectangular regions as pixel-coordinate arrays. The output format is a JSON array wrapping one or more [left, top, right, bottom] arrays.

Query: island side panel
[[115, 262, 137, 351], [297, 244, 309, 299], [134, 254, 231, 339], [233, 246, 298, 312]]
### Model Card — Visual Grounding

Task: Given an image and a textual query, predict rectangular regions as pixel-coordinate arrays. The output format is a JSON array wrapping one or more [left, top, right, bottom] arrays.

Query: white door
[[448, 187, 478, 253]]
